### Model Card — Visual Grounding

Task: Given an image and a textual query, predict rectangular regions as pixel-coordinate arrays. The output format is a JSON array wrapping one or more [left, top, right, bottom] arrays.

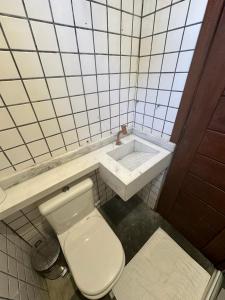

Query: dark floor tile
[[100, 195, 214, 274]]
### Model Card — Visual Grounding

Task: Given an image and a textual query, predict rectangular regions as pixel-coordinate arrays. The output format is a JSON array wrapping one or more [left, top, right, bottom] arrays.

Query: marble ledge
[[0, 131, 175, 220]]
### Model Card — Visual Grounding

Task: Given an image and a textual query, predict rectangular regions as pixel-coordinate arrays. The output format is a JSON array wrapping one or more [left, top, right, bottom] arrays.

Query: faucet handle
[[121, 124, 127, 134]]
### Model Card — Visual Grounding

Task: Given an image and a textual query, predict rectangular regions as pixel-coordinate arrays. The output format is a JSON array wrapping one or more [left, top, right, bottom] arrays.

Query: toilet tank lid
[[39, 178, 93, 216]]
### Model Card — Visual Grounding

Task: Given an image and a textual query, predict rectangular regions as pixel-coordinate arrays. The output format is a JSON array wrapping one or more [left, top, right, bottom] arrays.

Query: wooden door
[[157, 3, 225, 269]]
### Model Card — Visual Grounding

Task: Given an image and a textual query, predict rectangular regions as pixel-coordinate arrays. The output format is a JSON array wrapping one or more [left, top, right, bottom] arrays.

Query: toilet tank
[[39, 178, 95, 234]]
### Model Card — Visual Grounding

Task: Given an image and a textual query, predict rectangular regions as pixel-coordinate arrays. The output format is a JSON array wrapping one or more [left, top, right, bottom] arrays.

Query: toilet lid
[[63, 214, 125, 297]]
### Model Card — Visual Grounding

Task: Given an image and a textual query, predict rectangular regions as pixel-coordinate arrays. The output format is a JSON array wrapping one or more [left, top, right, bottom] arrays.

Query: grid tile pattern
[[0, 220, 49, 300], [0, 0, 141, 176], [138, 170, 166, 209], [4, 170, 115, 247], [134, 0, 208, 140]]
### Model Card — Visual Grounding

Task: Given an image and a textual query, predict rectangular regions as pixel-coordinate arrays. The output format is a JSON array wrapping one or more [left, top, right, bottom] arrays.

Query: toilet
[[39, 178, 223, 300], [39, 178, 125, 299]]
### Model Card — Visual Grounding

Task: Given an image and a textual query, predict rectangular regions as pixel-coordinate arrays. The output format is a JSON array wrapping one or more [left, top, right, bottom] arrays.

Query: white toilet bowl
[[39, 178, 125, 299]]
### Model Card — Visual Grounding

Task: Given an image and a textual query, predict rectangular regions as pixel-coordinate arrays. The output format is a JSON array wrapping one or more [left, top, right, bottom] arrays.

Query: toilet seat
[[58, 209, 125, 299]]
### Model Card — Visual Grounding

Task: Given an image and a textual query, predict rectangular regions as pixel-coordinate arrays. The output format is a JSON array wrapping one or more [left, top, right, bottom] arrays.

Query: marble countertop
[[0, 132, 175, 219]]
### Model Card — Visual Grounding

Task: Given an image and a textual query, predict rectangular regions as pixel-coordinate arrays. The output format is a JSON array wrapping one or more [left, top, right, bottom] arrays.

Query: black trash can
[[31, 238, 68, 280]]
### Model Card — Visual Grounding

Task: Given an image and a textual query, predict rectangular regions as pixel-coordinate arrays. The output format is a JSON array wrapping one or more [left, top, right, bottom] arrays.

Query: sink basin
[[107, 140, 159, 171], [99, 135, 173, 201]]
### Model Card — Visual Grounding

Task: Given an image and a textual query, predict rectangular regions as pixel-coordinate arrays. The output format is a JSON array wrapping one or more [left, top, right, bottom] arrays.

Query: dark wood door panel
[[182, 173, 225, 215], [209, 97, 225, 133], [198, 130, 225, 163], [217, 260, 225, 270], [168, 192, 225, 249], [190, 154, 225, 191], [158, 6, 225, 267], [203, 228, 225, 264]]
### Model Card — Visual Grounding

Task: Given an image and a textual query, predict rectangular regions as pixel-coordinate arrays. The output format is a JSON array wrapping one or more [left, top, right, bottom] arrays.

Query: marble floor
[[47, 195, 222, 300]]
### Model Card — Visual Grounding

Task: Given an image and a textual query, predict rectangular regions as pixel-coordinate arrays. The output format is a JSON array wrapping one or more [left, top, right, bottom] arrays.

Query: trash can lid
[[31, 238, 60, 272]]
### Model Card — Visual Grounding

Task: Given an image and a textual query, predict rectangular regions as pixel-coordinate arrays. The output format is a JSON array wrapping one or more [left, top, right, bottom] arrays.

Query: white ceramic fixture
[[39, 178, 125, 299], [0, 133, 174, 219], [107, 139, 159, 171], [99, 135, 172, 200]]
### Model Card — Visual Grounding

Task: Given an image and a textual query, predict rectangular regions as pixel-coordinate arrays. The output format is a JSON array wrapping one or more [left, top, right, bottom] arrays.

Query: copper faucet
[[116, 125, 127, 145]]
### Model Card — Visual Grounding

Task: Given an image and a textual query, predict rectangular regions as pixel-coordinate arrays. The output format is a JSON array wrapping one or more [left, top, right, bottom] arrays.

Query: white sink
[[107, 140, 159, 171], [99, 135, 172, 201]]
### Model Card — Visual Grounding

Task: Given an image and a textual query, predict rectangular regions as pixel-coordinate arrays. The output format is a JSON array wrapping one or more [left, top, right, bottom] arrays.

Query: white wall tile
[[157, 0, 172, 10], [141, 14, 154, 37], [172, 73, 188, 91], [56, 25, 77, 52], [9, 104, 36, 125], [47, 134, 64, 150], [24, 79, 50, 101], [50, 0, 74, 25], [122, 12, 133, 35], [108, 0, 121, 10], [0, 272, 9, 298], [0, 0, 205, 175], [151, 33, 166, 54], [67, 77, 83, 95], [108, 7, 121, 34], [53, 98, 72, 116], [0, 129, 23, 150], [80, 54, 96, 75], [0, 0, 25, 16], [47, 78, 68, 98], [96, 55, 108, 73], [181, 24, 201, 50], [149, 55, 163, 72], [0, 51, 19, 80], [0, 81, 28, 105], [77, 29, 94, 53], [157, 90, 170, 106], [187, 0, 208, 25], [1, 16, 35, 50], [143, 0, 156, 16], [0, 109, 14, 130], [24, 0, 52, 21], [62, 53, 81, 75], [133, 16, 141, 37], [73, 0, 92, 28], [169, 0, 189, 30], [122, 0, 133, 13], [92, 2, 107, 31], [134, 0, 142, 16], [154, 7, 170, 34], [74, 111, 88, 127], [14, 52, 43, 78], [40, 119, 60, 137], [140, 37, 152, 56], [6, 145, 31, 164], [162, 53, 179, 72], [31, 21, 58, 51], [88, 109, 100, 123], [33, 101, 55, 121], [19, 124, 44, 143], [28, 140, 49, 156], [0, 30, 7, 48], [83, 76, 97, 93], [94, 31, 108, 53], [176, 51, 194, 72], [40, 53, 63, 76]]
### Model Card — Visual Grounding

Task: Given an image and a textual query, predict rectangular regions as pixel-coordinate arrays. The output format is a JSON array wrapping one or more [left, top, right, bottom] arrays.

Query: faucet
[[116, 125, 127, 145]]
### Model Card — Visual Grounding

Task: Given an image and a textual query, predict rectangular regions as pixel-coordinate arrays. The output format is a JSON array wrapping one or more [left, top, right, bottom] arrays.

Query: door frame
[[158, 3, 225, 217]]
